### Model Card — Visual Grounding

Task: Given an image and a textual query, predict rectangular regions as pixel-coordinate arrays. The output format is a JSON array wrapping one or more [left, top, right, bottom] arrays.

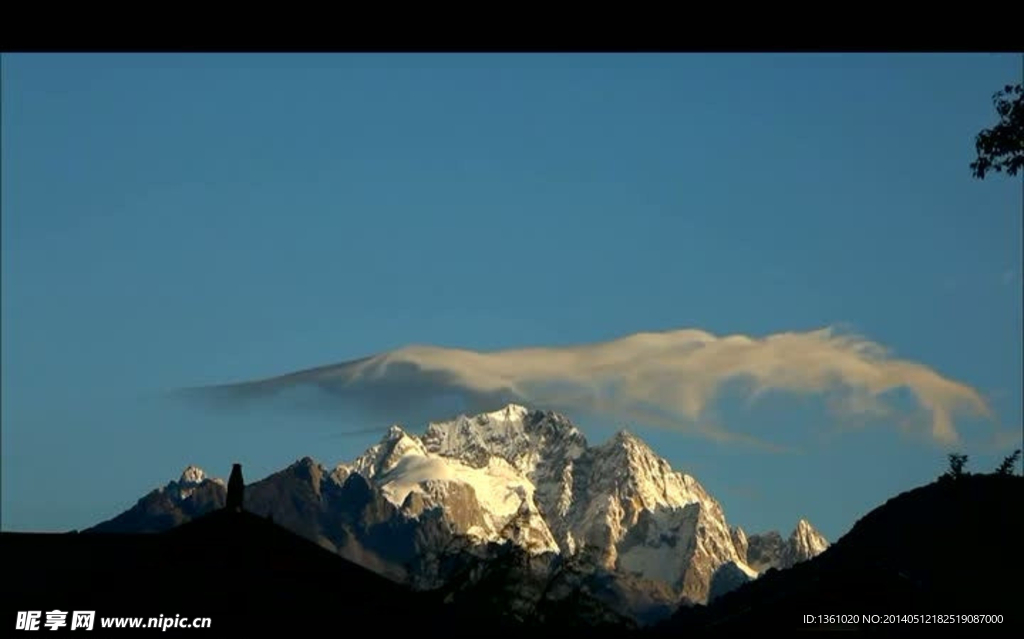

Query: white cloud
[[187, 326, 994, 448]]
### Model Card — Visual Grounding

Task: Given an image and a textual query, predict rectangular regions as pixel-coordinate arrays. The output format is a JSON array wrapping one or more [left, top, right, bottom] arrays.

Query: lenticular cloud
[[180, 327, 992, 446]]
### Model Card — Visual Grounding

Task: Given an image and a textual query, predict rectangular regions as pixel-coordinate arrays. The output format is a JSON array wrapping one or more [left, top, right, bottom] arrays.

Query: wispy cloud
[[1001, 269, 1018, 285], [178, 327, 993, 448]]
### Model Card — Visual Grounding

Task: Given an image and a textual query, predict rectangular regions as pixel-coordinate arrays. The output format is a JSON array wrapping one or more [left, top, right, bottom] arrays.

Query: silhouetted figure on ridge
[[227, 463, 244, 512]]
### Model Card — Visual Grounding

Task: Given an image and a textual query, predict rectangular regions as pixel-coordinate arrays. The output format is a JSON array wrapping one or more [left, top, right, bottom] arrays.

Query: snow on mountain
[[179, 465, 207, 485], [88, 403, 828, 622], [89, 465, 227, 533], [423, 406, 585, 548], [161, 465, 222, 502], [346, 421, 560, 554], [730, 526, 749, 560], [745, 519, 830, 572], [414, 405, 827, 606], [174, 465, 225, 500], [788, 518, 829, 562], [353, 404, 759, 604], [421, 404, 586, 474]]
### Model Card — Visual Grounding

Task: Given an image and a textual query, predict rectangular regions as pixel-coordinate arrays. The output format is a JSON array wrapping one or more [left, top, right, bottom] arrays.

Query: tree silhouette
[[995, 449, 1022, 475], [227, 463, 245, 512], [970, 83, 1024, 179], [944, 453, 969, 480]]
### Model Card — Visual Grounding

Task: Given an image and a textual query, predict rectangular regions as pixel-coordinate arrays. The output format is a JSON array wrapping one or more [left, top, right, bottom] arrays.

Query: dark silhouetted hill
[[3, 507, 634, 637], [3, 508, 440, 635], [646, 473, 1023, 635]]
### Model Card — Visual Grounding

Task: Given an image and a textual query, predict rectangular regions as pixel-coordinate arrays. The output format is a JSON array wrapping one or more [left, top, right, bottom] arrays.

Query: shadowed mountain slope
[[646, 473, 1023, 635]]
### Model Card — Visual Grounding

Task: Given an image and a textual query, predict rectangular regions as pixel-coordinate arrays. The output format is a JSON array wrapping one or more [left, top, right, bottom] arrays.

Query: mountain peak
[[179, 465, 206, 485], [789, 518, 828, 560], [483, 403, 530, 422], [290, 456, 319, 470], [599, 428, 655, 459], [745, 519, 829, 572], [352, 425, 428, 480], [423, 403, 587, 475], [791, 518, 825, 539], [612, 428, 639, 443]]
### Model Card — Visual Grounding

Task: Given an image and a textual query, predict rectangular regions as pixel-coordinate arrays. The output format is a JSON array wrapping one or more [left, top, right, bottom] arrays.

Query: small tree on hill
[[944, 453, 969, 480], [995, 449, 1022, 475]]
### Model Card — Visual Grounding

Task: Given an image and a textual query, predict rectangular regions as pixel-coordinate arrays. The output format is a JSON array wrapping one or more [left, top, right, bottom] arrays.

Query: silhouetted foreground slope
[[3, 509, 448, 635], [3, 508, 632, 636], [646, 473, 1023, 635]]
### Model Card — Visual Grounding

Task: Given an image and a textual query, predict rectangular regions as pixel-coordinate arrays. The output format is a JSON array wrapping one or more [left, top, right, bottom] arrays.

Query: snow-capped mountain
[[87, 403, 828, 623], [340, 414, 561, 555], [90, 466, 226, 533], [742, 519, 830, 574], [787, 518, 830, 563]]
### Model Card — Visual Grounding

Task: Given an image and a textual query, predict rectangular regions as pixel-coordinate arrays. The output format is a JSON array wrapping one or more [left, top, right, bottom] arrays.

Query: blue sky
[[2, 53, 1021, 542]]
